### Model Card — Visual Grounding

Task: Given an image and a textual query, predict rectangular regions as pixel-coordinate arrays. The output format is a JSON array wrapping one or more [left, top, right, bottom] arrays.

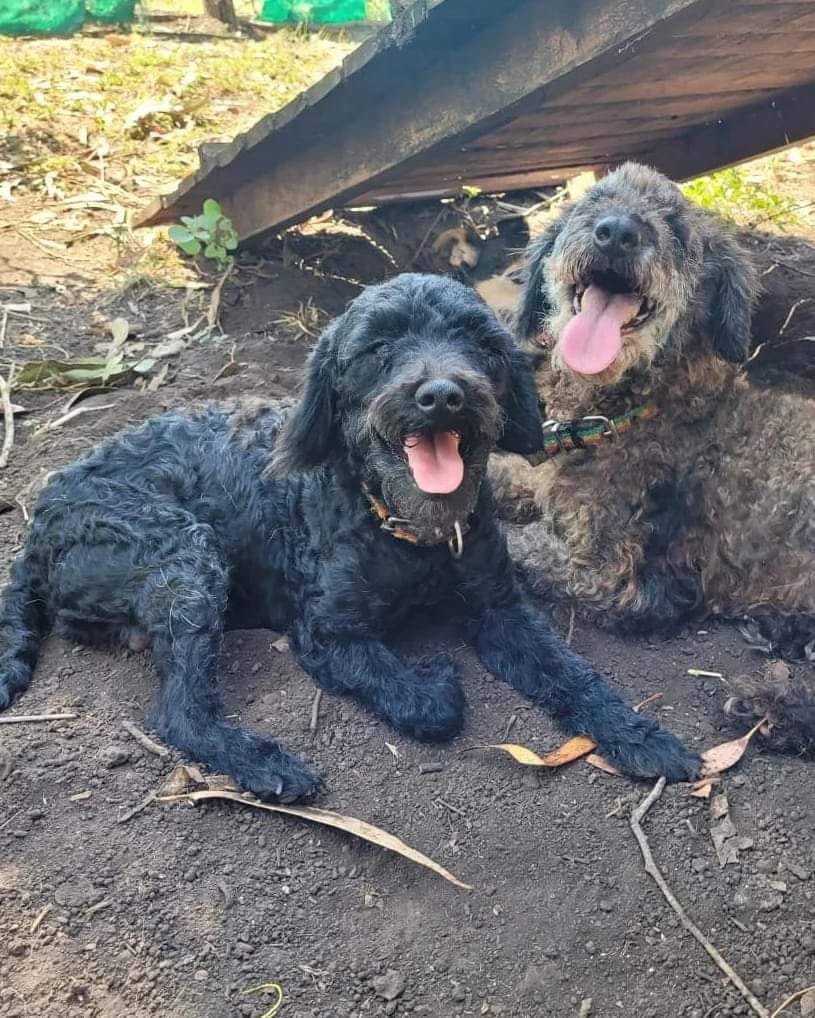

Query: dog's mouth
[[561, 269, 655, 375], [401, 429, 464, 495]]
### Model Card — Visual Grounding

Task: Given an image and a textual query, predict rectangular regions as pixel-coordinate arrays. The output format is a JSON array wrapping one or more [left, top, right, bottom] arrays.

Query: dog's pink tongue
[[560, 286, 640, 375], [403, 431, 464, 494]]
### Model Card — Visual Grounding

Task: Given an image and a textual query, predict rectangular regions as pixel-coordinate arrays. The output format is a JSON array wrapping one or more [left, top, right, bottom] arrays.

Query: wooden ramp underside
[[138, 0, 815, 242]]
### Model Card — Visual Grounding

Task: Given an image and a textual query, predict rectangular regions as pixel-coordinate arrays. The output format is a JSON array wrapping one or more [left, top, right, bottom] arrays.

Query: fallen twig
[[30, 903, 52, 934], [207, 262, 234, 331], [631, 778, 770, 1018], [122, 720, 169, 758], [0, 712, 77, 725], [309, 689, 323, 734], [0, 370, 14, 469], [771, 986, 815, 1018], [779, 297, 811, 336], [117, 792, 156, 825]]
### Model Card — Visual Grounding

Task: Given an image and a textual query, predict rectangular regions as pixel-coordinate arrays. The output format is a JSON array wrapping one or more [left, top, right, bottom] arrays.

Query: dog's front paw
[[599, 727, 701, 784], [239, 745, 321, 803], [385, 656, 465, 742]]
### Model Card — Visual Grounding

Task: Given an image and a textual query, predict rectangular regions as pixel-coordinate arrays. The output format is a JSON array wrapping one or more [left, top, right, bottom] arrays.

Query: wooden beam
[[641, 82, 815, 181], [136, 0, 713, 240]]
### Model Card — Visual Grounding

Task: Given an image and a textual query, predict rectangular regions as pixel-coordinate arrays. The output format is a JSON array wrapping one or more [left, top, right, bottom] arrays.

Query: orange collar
[[362, 485, 467, 558]]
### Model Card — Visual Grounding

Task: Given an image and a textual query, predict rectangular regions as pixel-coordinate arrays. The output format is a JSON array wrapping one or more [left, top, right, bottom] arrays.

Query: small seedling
[[168, 199, 238, 271]]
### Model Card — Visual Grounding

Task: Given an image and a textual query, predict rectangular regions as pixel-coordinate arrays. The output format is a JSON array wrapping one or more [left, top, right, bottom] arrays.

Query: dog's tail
[[0, 552, 50, 710]]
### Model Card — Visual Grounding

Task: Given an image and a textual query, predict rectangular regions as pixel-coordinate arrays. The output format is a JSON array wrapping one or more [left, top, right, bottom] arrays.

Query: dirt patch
[[2, 237, 815, 1018]]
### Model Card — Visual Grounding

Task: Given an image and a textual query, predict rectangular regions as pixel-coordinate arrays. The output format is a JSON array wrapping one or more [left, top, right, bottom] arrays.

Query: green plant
[[168, 199, 239, 270], [682, 168, 799, 228]]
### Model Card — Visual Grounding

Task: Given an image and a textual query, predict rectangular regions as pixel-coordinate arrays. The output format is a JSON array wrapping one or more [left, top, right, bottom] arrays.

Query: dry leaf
[[691, 781, 714, 799], [157, 763, 207, 796], [700, 717, 768, 777], [484, 736, 596, 768], [271, 636, 289, 653], [109, 317, 130, 351], [585, 753, 622, 776], [156, 767, 470, 890]]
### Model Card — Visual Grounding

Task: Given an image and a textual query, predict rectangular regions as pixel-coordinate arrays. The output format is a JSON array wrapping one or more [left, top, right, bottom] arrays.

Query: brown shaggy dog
[[489, 163, 815, 754]]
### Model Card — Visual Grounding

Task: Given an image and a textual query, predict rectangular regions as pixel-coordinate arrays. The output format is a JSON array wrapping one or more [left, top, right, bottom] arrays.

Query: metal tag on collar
[[448, 520, 464, 559]]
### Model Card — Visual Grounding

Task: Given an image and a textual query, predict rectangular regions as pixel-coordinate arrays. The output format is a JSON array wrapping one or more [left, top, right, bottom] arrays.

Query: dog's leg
[[139, 549, 318, 803], [291, 628, 465, 741], [462, 534, 700, 782]]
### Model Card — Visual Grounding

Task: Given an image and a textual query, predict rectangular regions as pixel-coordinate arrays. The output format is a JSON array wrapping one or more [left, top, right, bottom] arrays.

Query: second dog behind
[[490, 163, 815, 753]]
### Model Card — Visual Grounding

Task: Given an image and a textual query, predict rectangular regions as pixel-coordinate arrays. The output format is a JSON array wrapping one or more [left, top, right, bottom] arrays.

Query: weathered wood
[[137, 0, 713, 238], [645, 82, 815, 180], [137, 0, 815, 239]]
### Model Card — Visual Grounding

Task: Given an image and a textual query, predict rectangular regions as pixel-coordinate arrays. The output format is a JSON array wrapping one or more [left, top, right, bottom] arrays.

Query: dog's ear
[[268, 321, 340, 476], [497, 346, 544, 454], [702, 232, 757, 363], [515, 214, 566, 340]]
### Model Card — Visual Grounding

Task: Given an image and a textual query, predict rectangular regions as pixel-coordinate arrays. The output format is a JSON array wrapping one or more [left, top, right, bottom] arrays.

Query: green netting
[[0, 0, 85, 34], [258, 0, 367, 23], [86, 0, 136, 22]]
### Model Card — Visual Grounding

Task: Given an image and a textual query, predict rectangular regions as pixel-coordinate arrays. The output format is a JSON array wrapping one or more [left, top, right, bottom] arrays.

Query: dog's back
[[0, 401, 293, 706]]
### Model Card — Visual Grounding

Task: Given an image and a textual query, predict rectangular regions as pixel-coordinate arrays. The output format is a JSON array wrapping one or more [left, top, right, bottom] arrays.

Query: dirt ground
[[2, 16, 815, 1018], [2, 225, 815, 1018]]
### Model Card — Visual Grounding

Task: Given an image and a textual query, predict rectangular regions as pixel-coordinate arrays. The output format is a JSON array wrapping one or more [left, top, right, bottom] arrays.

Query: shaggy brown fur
[[489, 163, 815, 754]]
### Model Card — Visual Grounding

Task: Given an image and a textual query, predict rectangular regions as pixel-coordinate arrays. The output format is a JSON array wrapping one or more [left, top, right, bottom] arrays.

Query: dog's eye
[[665, 212, 691, 251]]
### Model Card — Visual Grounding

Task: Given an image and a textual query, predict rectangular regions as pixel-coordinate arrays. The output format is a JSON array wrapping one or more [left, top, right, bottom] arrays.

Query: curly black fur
[[0, 274, 699, 799]]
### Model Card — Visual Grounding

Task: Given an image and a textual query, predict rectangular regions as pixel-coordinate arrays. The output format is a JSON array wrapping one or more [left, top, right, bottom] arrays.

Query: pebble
[[373, 970, 406, 1001], [193, 969, 208, 982], [100, 743, 131, 768], [450, 983, 466, 1003], [54, 877, 99, 909]]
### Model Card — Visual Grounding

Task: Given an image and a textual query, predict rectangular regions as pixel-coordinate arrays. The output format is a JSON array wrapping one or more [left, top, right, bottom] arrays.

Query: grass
[[0, 25, 351, 201], [683, 164, 801, 230]]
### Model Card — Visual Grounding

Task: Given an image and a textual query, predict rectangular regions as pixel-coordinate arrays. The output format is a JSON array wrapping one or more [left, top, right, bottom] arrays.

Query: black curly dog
[[0, 274, 700, 799]]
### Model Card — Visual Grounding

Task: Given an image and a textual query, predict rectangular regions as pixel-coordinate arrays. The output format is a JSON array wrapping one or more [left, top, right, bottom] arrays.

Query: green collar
[[538, 402, 657, 457]]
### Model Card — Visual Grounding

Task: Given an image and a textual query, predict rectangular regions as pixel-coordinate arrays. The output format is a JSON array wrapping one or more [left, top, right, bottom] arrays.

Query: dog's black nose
[[593, 214, 641, 259], [415, 378, 465, 416]]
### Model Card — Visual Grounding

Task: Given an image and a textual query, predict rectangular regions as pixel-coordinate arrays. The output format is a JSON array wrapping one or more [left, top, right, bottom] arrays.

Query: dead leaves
[[156, 765, 471, 891], [480, 699, 767, 797], [691, 716, 769, 798], [11, 355, 154, 392], [483, 737, 595, 768]]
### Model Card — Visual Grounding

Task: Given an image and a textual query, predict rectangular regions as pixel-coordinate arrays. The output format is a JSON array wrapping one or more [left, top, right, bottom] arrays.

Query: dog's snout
[[593, 214, 641, 259], [415, 378, 465, 416]]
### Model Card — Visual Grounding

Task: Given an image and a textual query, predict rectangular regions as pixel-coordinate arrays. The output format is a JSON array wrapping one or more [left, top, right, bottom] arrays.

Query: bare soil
[[2, 226, 815, 1018]]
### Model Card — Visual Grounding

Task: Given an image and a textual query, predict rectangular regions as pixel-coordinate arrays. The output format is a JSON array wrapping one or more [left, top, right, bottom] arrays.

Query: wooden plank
[[659, 31, 815, 55], [137, 0, 714, 238], [523, 88, 783, 124], [641, 81, 815, 180], [561, 59, 815, 105], [678, 2, 815, 34], [356, 165, 605, 204]]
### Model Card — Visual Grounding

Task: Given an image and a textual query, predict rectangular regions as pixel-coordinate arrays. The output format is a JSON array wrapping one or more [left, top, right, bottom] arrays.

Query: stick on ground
[[0, 712, 78, 725], [309, 690, 323, 734], [122, 720, 169, 758], [630, 777, 770, 1018], [0, 371, 14, 470]]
